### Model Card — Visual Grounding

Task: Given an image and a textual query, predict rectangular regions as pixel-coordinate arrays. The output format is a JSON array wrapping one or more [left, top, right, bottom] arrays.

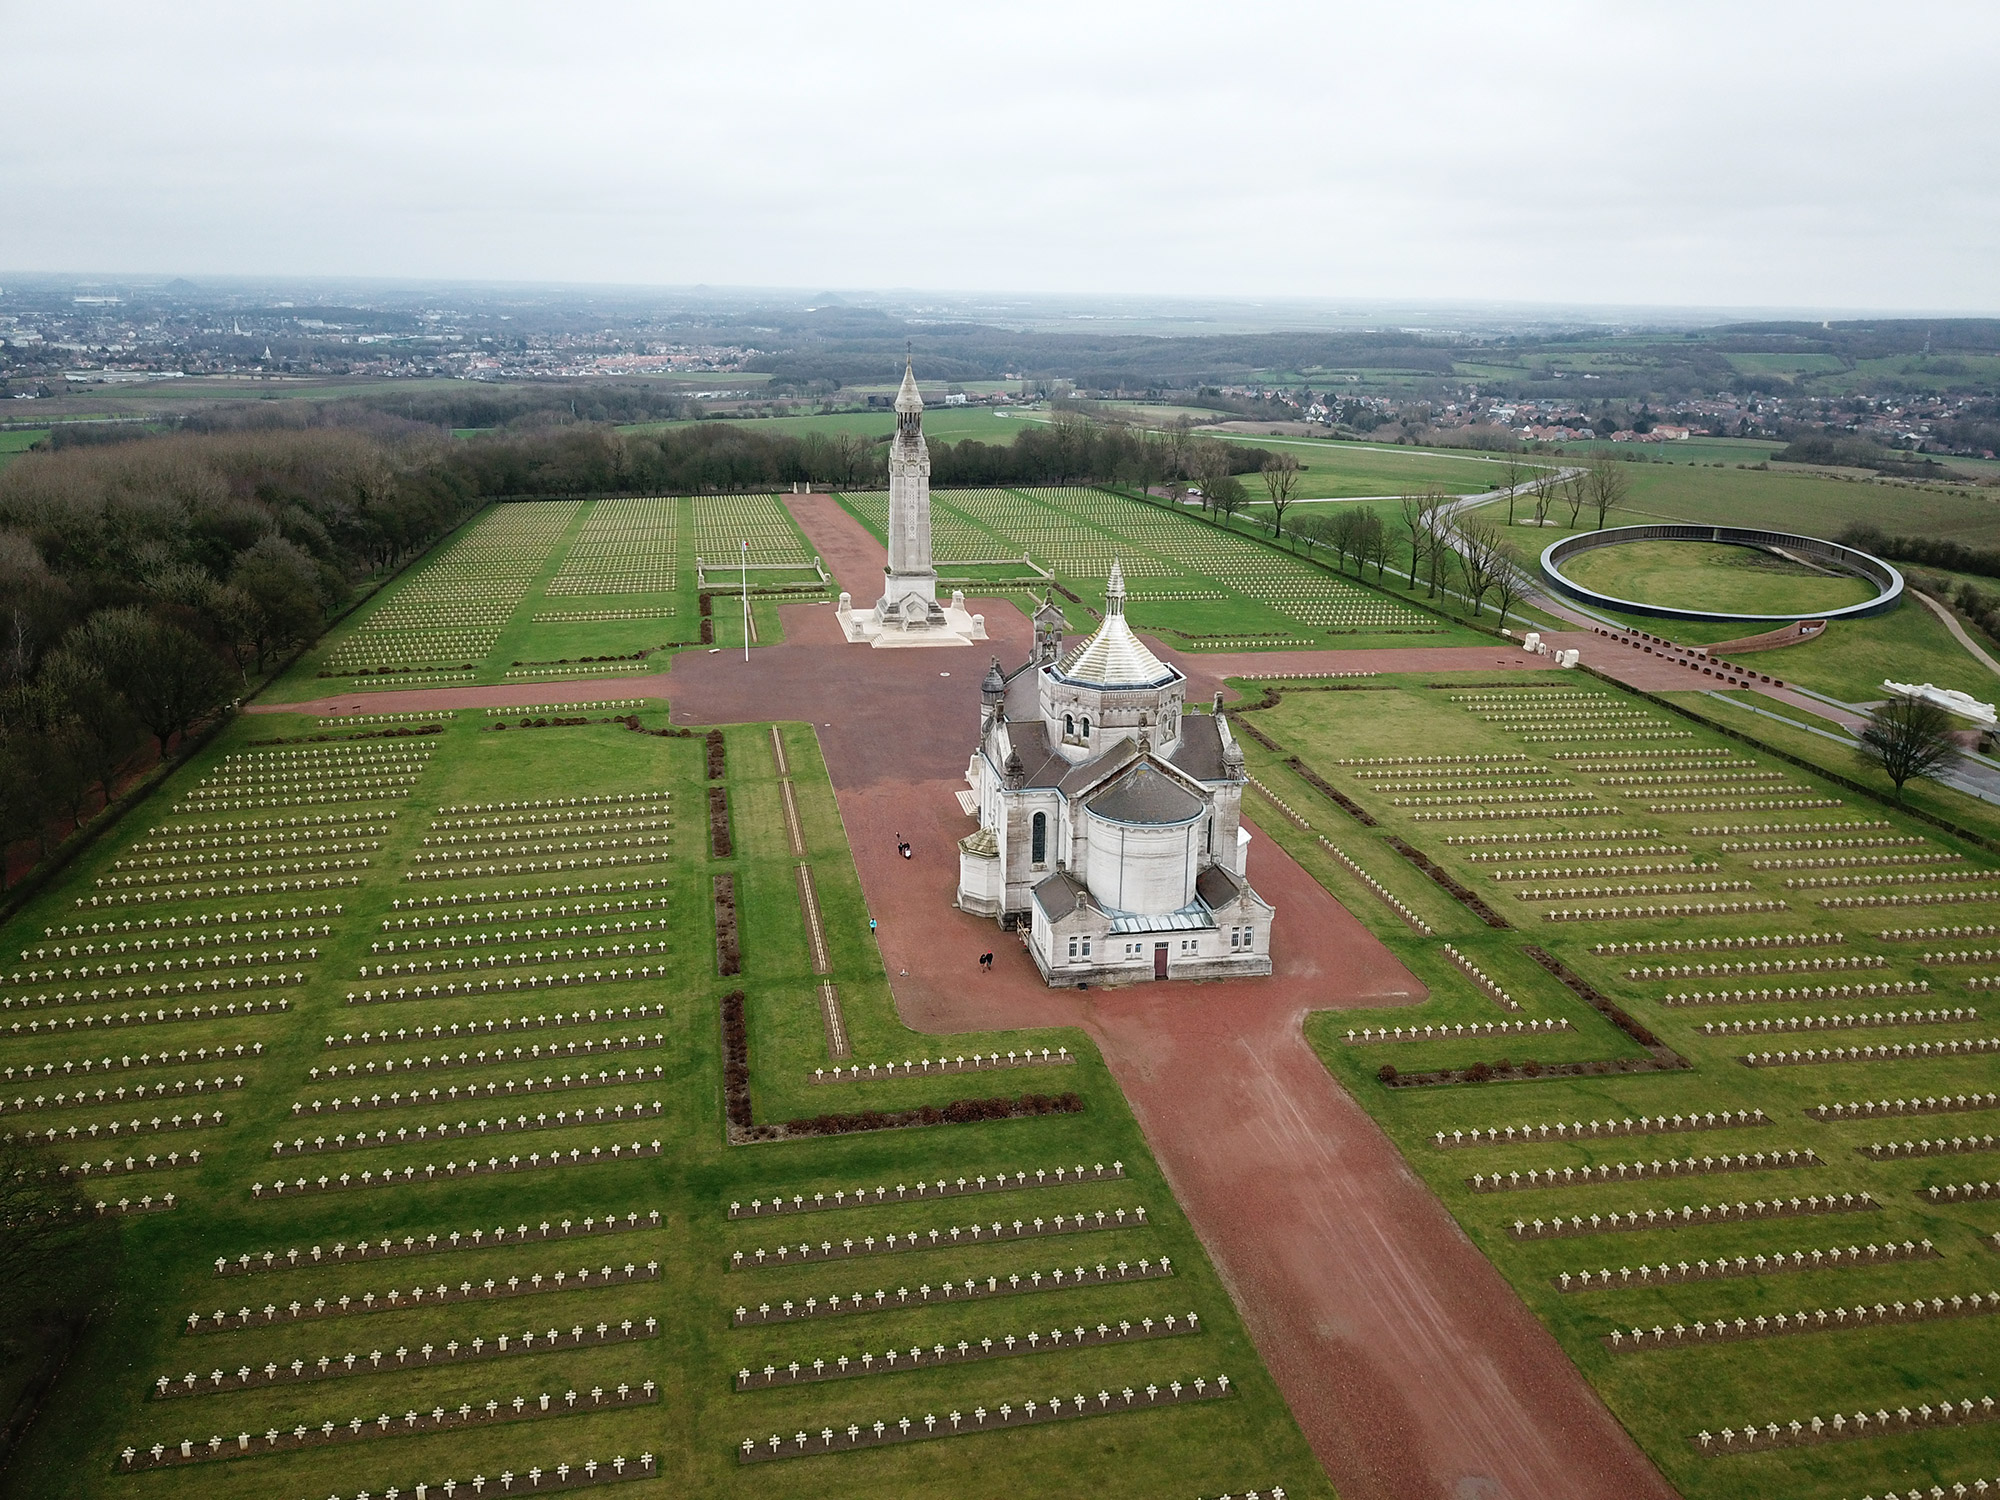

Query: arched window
[[1032, 811, 1047, 865], [1080, 716, 1092, 739], [1063, 714, 1074, 738], [1205, 817, 1213, 855]]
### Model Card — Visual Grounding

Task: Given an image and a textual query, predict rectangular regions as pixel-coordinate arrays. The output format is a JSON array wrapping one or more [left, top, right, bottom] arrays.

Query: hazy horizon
[[3, 1, 1997, 313]]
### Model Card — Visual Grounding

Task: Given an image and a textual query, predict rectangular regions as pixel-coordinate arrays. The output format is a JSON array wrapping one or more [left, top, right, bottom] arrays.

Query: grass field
[[0, 427, 48, 471], [838, 485, 1492, 650], [1232, 670, 2000, 1500], [0, 681, 1326, 1498], [1557, 540, 1877, 618], [268, 494, 830, 697]]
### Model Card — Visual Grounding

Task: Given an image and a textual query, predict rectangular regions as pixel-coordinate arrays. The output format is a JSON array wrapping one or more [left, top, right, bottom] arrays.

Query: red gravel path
[[252, 497, 1680, 1500]]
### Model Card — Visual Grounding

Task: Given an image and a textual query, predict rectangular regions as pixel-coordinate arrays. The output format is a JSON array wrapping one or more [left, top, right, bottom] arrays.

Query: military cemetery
[[7, 17, 2000, 1495]]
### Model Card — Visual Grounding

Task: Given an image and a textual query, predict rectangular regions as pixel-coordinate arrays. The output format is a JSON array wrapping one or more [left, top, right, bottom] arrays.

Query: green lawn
[[0, 427, 47, 471], [0, 676, 1324, 1498], [1558, 540, 1876, 618], [1231, 670, 2000, 1500]]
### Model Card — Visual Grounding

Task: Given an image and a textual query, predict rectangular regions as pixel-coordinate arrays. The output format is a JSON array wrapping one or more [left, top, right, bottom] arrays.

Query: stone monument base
[[836, 589, 987, 649]]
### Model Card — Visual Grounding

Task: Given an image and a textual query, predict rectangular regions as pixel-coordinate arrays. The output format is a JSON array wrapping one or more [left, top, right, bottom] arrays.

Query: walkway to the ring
[[253, 495, 1683, 1500]]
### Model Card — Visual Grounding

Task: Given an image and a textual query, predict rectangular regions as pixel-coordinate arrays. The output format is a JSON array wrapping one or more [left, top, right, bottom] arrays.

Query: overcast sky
[[3, 1, 1996, 313]]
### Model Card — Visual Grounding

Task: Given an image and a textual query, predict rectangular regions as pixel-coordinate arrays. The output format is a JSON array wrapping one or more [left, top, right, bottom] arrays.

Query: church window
[[1080, 716, 1091, 739], [1031, 811, 1047, 865], [1205, 818, 1213, 855], [1063, 713, 1074, 738]]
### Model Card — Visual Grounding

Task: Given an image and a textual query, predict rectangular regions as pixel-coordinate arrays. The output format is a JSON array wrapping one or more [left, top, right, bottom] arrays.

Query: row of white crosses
[[1792, 870, 1991, 890], [1742, 1037, 2000, 1067], [215, 1212, 658, 1277], [1599, 770, 1787, 787], [734, 1311, 1200, 1388], [1508, 1192, 1876, 1239], [5, 1042, 259, 1081], [292, 1062, 668, 1116], [6, 1073, 245, 1114], [1824, 889, 2000, 908], [1756, 852, 1960, 871], [1650, 797, 1842, 813], [1468, 1149, 1821, 1193], [730, 1208, 1147, 1269], [184, 1260, 662, 1333], [1432, 1110, 1766, 1148], [155, 1317, 659, 1397], [1810, 1092, 2000, 1121], [15, 1110, 222, 1145], [1629, 954, 1883, 977], [1346, 1020, 1570, 1044], [1611, 1290, 2000, 1352], [1467, 841, 1680, 861], [1692, 1392, 1995, 1454], [306, 1033, 664, 1081], [251, 1141, 663, 1198], [10, 992, 292, 1031], [1489, 861, 1701, 881], [729, 1162, 1126, 1218], [272, 1100, 664, 1157], [1659, 981, 1929, 1006], [1514, 880, 1754, 900], [1322, 842, 1433, 935], [737, 1373, 1232, 1462], [1554, 1237, 1935, 1291], [357, 938, 670, 980], [327, 1008, 670, 1049], [1594, 930, 1843, 954], [1884, 923, 1999, 941], [732, 1257, 1175, 1325], [811, 1049, 1072, 1083], [1698, 1008, 1975, 1036], [1860, 1134, 1998, 1160], [1542, 900, 1790, 923]]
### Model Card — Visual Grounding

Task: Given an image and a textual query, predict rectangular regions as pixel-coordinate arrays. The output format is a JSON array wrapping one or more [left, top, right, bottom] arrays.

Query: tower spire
[[1106, 557, 1126, 616]]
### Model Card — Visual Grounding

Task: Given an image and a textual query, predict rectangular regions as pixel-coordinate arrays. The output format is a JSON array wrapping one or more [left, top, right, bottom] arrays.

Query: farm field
[[1556, 540, 1877, 618], [1230, 670, 2000, 1500], [0, 685, 1323, 1498], [837, 485, 1491, 650], [0, 427, 50, 471], [621, 409, 1022, 446]]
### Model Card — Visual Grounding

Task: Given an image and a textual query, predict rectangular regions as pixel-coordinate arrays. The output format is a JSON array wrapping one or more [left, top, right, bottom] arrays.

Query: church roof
[[1085, 761, 1205, 827], [1167, 714, 1228, 781], [1031, 869, 1091, 919], [895, 359, 923, 414], [1052, 560, 1178, 690]]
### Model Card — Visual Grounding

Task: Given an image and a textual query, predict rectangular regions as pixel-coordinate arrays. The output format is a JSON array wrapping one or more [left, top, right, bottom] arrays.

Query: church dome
[[1052, 559, 1178, 690]]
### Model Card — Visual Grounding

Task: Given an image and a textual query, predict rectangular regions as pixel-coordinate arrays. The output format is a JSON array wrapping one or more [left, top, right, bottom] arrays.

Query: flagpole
[[741, 539, 750, 663]]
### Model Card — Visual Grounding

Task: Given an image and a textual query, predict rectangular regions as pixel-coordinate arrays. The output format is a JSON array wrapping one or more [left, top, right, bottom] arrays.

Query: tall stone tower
[[835, 355, 985, 647], [875, 357, 945, 630]]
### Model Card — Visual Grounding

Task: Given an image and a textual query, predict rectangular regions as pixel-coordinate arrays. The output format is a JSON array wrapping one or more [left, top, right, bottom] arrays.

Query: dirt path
[[255, 498, 1679, 1498], [1915, 590, 2000, 683]]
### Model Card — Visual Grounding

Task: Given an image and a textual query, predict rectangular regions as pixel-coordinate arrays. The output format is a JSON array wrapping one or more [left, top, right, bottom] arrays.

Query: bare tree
[[1498, 456, 1526, 526], [1190, 441, 1232, 515], [1398, 491, 1437, 589], [1586, 454, 1628, 530], [1860, 694, 1961, 799], [1490, 540, 1529, 627], [1564, 469, 1588, 528], [1259, 451, 1304, 538], [1421, 494, 1457, 599], [1528, 469, 1559, 528], [1456, 518, 1507, 616], [1361, 510, 1391, 580]]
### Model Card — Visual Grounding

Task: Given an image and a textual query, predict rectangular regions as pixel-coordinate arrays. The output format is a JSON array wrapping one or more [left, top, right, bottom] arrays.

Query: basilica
[[956, 561, 1276, 985]]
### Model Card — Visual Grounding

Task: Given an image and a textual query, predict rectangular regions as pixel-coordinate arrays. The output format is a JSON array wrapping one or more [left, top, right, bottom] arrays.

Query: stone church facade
[[957, 561, 1275, 985]]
